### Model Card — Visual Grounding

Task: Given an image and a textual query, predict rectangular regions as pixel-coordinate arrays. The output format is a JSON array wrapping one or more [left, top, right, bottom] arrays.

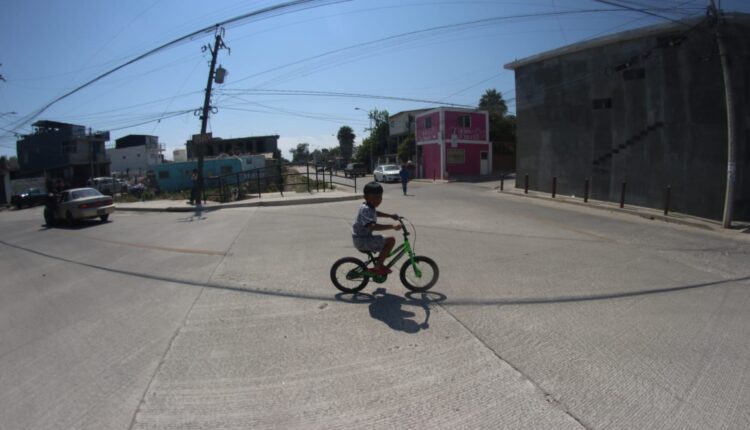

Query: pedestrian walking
[[400, 162, 410, 195], [189, 169, 199, 205]]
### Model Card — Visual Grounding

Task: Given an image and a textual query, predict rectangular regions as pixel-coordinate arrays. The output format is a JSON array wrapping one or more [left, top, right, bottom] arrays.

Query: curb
[[116, 194, 361, 213], [497, 189, 721, 231]]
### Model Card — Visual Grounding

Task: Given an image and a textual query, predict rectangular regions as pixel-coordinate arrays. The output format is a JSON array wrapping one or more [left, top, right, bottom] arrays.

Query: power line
[[226, 7, 658, 89], [7, 0, 349, 135], [592, 0, 693, 25], [217, 88, 478, 109]]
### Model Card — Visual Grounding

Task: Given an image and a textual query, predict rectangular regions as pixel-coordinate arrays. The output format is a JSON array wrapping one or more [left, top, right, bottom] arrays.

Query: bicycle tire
[[400, 256, 439, 292], [330, 257, 370, 293]]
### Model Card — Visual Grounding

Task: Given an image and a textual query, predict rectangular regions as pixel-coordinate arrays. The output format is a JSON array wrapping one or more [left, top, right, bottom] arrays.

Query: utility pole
[[708, 0, 737, 228], [196, 27, 229, 204]]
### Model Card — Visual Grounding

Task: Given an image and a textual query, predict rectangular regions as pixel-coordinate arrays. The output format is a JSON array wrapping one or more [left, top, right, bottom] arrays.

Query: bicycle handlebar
[[397, 217, 409, 237]]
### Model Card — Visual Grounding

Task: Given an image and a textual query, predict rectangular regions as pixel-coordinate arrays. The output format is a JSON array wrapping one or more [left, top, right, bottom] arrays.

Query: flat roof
[[32, 120, 82, 129], [504, 13, 749, 70]]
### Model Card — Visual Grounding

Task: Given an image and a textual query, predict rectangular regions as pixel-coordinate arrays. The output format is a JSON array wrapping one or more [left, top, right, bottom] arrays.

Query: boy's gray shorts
[[352, 235, 385, 253]]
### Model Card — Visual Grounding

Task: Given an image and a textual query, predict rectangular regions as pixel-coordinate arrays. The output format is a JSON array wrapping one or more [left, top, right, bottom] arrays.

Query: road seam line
[[436, 302, 592, 430], [127, 287, 205, 430]]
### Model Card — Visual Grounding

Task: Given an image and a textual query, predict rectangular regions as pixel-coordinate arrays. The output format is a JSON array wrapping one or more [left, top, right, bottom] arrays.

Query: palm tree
[[479, 89, 508, 117], [337, 125, 356, 162]]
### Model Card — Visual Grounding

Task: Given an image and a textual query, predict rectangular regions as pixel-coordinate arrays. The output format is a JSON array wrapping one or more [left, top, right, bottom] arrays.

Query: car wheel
[[100, 214, 110, 222]]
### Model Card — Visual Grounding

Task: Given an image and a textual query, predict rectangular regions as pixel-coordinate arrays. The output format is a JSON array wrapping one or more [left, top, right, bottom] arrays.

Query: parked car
[[344, 162, 367, 178], [44, 187, 115, 226], [11, 188, 49, 209], [87, 177, 121, 195], [373, 164, 401, 182]]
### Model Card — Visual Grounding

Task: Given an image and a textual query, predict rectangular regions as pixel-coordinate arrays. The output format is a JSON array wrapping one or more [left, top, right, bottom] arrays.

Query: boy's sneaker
[[370, 266, 391, 276]]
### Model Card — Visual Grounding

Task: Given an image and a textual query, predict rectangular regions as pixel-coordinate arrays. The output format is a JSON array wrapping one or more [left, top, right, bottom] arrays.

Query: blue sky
[[1, 0, 747, 159]]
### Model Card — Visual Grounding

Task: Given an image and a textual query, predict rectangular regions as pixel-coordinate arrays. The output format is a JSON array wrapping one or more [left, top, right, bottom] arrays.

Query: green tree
[[479, 88, 516, 161], [289, 143, 310, 163], [326, 146, 341, 159], [354, 137, 373, 166], [397, 135, 415, 163], [369, 109, 390, 159], [336, 126, 355, 161], [479, 88, 508, 117]]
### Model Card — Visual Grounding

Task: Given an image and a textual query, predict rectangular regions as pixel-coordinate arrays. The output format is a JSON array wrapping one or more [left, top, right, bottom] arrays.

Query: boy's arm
[[370, 222, 401, 231], [376, 210, 400, 220]]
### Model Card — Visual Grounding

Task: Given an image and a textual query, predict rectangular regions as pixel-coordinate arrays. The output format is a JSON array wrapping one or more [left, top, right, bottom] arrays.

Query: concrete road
[[1, 180, 748, 429]]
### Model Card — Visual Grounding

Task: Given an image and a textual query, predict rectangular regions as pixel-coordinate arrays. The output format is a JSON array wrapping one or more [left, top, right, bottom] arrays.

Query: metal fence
[[199, 161, 359, 203]]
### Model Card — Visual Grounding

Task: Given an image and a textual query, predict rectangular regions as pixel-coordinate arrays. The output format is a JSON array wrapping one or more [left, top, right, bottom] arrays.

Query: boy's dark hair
[[363, 181, 383, 196]]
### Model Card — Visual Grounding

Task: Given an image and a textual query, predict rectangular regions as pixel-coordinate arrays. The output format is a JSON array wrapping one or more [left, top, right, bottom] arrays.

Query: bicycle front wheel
[[400, 256, 439, 292], [330, 257, 370, 293]]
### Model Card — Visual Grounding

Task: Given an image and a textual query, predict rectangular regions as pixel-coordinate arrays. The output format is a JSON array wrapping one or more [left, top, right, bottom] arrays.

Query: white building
[[173, 149, 187, 162], [107, 135, 164, 177]]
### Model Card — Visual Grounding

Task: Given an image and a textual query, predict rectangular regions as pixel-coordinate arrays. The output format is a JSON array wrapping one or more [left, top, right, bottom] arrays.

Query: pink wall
[[420, 143, 441, 179], [416, 112, 440, 142], [444, 111, 487, 141], [445, 143, 490, 177]]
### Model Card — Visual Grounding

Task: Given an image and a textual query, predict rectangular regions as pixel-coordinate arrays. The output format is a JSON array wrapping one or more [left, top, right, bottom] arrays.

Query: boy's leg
[[377, 236, 395, 269]]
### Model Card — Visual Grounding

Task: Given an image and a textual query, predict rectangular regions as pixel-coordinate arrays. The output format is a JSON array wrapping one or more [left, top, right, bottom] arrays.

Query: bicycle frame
[[360, 219, 422, 278]]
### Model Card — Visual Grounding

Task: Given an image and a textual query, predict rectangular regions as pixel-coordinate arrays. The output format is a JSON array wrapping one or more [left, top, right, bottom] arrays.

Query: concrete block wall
[[513, 19, 749, 221]]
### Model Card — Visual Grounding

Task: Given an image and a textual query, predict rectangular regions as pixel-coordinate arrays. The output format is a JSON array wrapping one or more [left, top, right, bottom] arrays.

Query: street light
[[354, 107, 374, 171]]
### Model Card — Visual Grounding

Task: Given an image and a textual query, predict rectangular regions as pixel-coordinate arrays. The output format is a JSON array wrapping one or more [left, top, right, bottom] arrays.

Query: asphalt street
[[1, 180, 749, 429]]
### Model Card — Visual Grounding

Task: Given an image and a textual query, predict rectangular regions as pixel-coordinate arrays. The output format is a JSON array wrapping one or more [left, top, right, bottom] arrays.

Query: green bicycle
[[330, 217, 439, 293]]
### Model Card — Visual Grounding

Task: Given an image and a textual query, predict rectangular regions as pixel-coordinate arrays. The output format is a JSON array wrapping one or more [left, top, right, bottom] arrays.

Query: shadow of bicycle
[[335, 288, 447, 333]]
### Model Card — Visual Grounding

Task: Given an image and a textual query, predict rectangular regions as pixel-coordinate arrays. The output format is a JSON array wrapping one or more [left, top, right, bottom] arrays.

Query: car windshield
[[382, 165, 399, 171], [72, 189, 103, 199]]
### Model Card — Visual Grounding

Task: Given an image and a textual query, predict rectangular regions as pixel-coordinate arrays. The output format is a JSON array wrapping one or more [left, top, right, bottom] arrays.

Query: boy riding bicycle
[[351, 182, 401, 276]]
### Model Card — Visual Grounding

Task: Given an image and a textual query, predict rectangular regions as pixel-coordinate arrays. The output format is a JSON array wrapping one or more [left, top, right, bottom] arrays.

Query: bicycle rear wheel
[[400, 256, 439, 292], [330, 257, 370, 293]]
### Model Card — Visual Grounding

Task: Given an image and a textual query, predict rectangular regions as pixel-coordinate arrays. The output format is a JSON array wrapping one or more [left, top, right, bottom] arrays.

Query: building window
[[623, 68, 645, 81], [159, 171, 169, 179], [458, 115, 471, 128], [447, 149, 465, 164], [63, 142, 77, 153], [425, 116, 432, 129], [592, 98, 612, 110]]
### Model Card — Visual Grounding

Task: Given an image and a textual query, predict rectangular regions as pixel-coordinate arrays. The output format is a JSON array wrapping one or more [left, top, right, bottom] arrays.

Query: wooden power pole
[[196, 27, 229, 204]]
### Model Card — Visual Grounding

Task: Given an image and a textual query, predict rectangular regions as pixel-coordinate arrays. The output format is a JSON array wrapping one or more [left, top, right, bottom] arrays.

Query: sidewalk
[[491, 176, 750, 235], [115, 189, 361, 212]]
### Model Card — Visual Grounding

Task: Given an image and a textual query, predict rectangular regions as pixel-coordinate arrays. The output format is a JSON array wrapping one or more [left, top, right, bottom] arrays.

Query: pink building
[[415, 108, 491, 179]]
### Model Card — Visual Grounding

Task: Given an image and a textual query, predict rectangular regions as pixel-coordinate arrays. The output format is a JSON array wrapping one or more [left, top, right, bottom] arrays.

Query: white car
[[373, 164, 401, 182], [44, 187, 115, 226]]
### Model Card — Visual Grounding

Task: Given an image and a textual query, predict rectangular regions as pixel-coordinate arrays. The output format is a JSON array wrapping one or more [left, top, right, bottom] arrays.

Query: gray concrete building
[[504, 14, 749, 221], [16, 120, 110, 188]]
